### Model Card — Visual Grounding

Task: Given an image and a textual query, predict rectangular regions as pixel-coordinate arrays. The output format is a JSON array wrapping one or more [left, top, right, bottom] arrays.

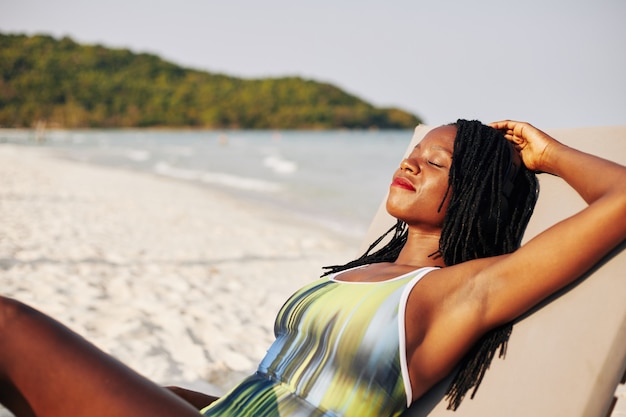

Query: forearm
[[537, 140, 626, 274], [540, 141, 626, 204]]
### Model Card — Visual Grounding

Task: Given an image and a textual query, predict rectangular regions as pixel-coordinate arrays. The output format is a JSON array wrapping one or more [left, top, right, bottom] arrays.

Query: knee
[[0, 296, 33, 334], [0, 297, 44, 369]]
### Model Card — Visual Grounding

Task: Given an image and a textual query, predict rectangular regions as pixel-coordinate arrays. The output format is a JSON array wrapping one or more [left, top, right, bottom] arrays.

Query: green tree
[[0, 33, 423, 129]]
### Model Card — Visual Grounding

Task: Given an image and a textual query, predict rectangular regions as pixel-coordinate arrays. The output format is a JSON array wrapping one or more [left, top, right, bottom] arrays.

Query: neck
[[394, 227, 444, 268]]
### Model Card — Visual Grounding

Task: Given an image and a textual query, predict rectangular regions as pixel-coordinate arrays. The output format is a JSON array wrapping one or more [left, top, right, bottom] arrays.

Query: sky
[[1, 0, 625, 128]]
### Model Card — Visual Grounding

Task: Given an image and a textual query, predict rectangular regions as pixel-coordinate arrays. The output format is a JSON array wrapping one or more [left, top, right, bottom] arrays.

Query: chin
[[385, 202, 403, 221]]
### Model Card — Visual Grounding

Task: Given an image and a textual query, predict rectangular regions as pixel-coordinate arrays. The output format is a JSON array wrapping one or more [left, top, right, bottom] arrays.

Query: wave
[[153, 162, 281, 193], [262, 155, 297, 175], [125, 149, 152, 162]]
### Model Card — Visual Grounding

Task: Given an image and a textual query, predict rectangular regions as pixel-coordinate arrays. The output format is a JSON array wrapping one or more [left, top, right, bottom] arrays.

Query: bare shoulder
[[405, 257, 509, 346], [411, 257, 502, 306], [403, 257, 505, 393], [405, 256, 504, 344]]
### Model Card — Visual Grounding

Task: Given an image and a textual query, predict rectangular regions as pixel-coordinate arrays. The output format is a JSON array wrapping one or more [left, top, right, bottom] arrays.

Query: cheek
[[437, 186, 451, 213], [385, 190, 417, 220], [426, 180, 451, 223]]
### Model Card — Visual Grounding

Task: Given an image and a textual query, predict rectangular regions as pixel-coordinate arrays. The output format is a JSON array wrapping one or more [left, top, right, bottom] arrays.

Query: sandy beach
[[0, 143, 357, 409]]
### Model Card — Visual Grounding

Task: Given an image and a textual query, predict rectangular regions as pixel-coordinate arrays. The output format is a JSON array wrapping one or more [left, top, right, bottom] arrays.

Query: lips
[[391, 177, 416, 191]]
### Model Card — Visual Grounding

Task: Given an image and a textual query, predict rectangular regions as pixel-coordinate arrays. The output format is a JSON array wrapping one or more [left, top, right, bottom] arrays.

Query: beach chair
[[360, 125, 626, 417]]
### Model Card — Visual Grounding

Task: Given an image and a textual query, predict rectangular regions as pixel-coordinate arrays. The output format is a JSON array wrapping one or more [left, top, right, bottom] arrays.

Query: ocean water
[[0, 129, 415, 239]]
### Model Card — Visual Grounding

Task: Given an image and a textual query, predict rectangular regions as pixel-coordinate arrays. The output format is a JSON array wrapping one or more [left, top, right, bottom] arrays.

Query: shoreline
[[0, 127, 400, 243], [0, 143, 357, 394]]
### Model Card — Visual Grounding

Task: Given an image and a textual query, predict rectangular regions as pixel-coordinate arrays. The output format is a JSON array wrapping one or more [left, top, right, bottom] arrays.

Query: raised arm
[[479, 120, 626, 326]]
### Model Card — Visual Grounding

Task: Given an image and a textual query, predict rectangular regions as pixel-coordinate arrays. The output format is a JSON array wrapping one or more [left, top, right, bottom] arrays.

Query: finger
[[501, 132, 526, 148], [488, 120, 516, 130]]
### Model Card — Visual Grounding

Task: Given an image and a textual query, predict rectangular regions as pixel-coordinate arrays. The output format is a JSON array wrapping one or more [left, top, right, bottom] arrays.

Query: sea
[[0, 129, 416, 240]]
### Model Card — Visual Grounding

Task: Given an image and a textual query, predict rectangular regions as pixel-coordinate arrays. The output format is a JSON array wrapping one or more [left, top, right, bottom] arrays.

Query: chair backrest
[[360, 125, 626, 417]]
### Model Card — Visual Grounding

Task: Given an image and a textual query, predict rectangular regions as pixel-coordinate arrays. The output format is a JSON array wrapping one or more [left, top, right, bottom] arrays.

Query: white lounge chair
[[360, 125, 626, 417]]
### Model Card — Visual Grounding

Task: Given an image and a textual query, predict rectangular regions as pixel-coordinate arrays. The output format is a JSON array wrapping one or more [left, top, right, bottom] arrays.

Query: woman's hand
[[489, 120, 562, 173]]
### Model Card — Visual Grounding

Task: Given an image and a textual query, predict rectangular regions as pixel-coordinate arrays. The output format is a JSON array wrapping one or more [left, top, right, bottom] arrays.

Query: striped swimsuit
[[202, 266, 436, 417]]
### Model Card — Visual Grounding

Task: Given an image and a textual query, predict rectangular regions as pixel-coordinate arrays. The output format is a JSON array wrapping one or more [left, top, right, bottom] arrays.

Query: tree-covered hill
[[0, 33, 422, 129]]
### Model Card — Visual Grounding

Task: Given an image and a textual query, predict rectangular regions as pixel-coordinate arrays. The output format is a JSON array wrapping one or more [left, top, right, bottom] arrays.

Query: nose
[[400, 158, 419, 174]]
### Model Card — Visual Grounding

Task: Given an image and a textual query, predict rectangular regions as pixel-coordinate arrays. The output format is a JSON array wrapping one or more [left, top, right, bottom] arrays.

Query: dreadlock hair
[[322, 119, 539, 410]]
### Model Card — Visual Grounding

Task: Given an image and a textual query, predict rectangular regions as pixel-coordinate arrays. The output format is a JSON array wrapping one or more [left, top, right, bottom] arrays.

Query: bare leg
[[0, 296, 201, 417], [165, 386, 219, 410]]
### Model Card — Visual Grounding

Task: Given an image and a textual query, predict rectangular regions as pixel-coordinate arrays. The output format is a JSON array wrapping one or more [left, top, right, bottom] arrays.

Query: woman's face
[[386, 125, 456, 231]]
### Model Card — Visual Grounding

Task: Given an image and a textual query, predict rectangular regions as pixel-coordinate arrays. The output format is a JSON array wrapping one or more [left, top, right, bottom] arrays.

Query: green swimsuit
[[201, 266, 437, 417]]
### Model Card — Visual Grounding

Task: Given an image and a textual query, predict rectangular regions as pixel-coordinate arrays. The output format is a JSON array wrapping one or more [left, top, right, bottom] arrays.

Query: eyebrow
[[415, 143, 453, 156], [432, 145, 453, 155]]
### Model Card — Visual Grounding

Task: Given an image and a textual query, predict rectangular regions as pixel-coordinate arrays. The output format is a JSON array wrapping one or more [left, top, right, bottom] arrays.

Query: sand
[[0, 143, 357, 410]]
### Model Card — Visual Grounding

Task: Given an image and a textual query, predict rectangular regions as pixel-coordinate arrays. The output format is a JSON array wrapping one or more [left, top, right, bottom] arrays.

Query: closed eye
[[428, 160, 444, 168]]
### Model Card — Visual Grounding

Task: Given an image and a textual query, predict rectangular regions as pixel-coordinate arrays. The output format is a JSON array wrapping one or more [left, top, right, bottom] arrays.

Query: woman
[[1, 120, 624, 417]]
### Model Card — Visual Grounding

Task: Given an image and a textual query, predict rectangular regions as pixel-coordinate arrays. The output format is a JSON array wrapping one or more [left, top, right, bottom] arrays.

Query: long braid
[[442, 121, 538, 410], [322, 119, 539, 410], [321, 219, 408, 277]]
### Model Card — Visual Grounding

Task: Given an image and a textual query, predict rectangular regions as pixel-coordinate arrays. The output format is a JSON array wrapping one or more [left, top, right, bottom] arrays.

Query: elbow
[[612, 190, 626, 238]]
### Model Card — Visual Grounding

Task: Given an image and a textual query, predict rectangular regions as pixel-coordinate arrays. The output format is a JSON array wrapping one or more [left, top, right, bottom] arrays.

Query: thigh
[[0, 297, 200, 417]]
